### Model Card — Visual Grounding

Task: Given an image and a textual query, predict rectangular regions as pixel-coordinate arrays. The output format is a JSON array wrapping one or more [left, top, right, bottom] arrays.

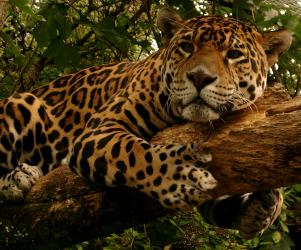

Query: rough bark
[[0, 0, 9, 28], [1, 84, 301, 248]]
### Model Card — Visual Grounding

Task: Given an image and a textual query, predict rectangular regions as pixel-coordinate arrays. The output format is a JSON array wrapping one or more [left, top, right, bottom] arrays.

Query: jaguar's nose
[[187, 69, 217, 91]]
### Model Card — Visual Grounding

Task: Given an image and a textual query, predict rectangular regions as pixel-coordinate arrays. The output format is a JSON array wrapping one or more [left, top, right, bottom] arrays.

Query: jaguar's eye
[[226, 50, 244, 59], [179, 42, 194, 53]]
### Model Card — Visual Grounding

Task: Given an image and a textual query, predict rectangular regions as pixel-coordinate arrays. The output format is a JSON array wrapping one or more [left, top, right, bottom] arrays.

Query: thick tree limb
[[152, 83, 301, 196], [1, 84, 301, 248]]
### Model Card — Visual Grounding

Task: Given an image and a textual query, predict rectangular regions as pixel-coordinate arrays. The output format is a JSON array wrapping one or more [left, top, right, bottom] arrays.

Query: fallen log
[[1, 84, 301, 248]]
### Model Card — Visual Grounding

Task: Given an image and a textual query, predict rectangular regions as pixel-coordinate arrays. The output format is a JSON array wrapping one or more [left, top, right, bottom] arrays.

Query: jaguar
[[0, 8, 292, 238]]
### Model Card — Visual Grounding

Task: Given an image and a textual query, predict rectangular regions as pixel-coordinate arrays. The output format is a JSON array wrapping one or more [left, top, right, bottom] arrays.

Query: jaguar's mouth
[[182, 97, 218, 112], [177, 97, 233, 122], [186, 97, 234, 114], [185, 97, 210, 108]]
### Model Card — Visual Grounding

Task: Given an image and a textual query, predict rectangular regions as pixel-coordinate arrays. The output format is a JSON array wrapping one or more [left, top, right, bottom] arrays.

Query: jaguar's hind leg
[[0, 93, 51, 201], [0, 163, 43, 201], [200, 189, 283, 239]]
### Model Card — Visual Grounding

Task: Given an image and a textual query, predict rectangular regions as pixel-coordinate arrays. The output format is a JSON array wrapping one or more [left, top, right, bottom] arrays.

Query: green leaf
[[101, 17, 115, 30], [45, 40, 80, 69], [55, 13, 72, 40], [279, 221, 289, 233], [93, 17, 115, 37], [116, 14, 130, 28], [92, 17, 130, 54], [0, 31, 24, 65], [32, 21, 52, 47], [232, 0, 255, 21], [272, 231, 282, 243], [32, 2, 72, 46], [292, 184, 301, 192], [9, 0, 35, 15]]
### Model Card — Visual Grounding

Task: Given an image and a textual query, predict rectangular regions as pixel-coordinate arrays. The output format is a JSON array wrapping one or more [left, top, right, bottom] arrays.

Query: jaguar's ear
[[157, 8, 183, 46], [262, 29, 292, 67]]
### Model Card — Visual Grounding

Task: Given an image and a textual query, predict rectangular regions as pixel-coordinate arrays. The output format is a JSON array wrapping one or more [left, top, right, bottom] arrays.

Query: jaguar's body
[[0, 8, 291, 238]]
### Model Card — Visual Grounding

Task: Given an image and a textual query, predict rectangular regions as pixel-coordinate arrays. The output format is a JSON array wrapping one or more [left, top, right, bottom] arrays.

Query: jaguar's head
[[157, 8, 292, 122]]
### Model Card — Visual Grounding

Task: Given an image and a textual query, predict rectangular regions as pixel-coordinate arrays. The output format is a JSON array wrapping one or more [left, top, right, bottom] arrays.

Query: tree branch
[[1, 84, 301, 248]]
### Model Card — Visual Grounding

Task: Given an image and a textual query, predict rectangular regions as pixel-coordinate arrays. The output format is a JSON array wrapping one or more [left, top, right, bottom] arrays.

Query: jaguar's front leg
[[69, 127, 217, 210]]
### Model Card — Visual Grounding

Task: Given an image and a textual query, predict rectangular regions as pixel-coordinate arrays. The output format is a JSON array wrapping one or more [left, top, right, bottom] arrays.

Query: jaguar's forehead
[[178, 16, 261, 47], [185, 16, 258, 32]]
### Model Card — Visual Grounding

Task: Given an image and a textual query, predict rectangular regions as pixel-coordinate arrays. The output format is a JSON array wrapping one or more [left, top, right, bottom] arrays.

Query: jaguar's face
[[157, 9, 292, 122]]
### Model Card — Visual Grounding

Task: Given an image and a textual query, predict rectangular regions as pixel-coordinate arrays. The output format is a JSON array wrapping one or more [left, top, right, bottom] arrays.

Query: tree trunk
[[0, 0, 9, 28], [1, 84, 301, 248]]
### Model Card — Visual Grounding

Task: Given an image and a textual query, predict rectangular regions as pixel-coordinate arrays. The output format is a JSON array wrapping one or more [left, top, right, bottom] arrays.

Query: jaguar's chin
[[179, 98, 220, 122]]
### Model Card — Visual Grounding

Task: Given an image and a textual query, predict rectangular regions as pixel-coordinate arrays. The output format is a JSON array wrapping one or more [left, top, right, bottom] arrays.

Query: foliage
[[1, 0, 301, 249], [64, 210, 243, 250], [0, 0, 158, 98], [65, 202, 298, 250]]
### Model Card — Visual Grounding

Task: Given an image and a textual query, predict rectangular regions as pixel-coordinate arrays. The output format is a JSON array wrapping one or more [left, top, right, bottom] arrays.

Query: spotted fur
[[0, 8, 291, 238]]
